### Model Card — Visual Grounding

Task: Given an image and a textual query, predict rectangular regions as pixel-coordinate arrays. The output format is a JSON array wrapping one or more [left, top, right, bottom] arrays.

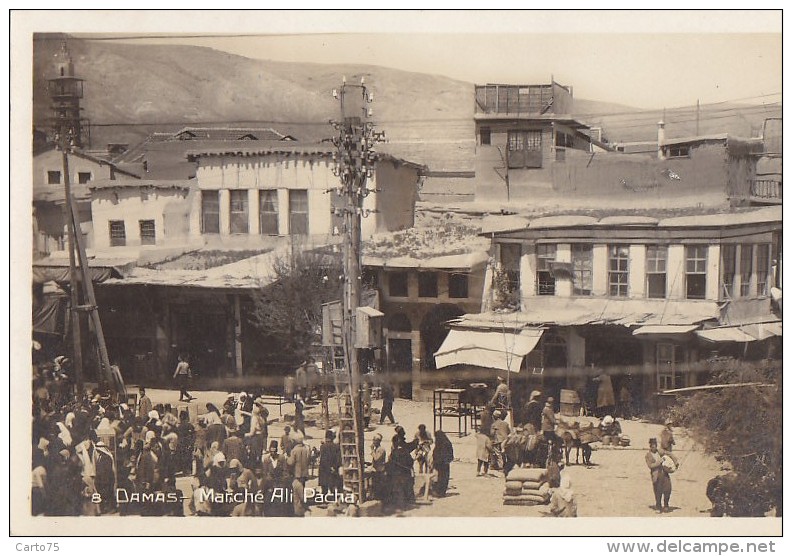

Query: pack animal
[[561, 430, 592, 466]]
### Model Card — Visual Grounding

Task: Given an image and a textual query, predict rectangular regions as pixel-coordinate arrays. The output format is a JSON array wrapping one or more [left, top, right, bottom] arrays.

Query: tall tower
[[48, 40, 90, 148]]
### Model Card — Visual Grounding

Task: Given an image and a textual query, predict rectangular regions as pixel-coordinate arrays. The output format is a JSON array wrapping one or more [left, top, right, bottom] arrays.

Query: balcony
[[475, 83, 575, 117], [749, 178, 782, 204]]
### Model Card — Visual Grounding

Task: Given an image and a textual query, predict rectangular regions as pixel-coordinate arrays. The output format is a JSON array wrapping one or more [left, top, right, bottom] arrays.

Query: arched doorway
[[419, 304, 465, 371]]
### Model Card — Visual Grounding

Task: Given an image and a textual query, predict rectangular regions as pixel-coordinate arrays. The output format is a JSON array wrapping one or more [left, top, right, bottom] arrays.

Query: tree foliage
[[249, 249, 342, 367], [668, 359, 782, 516]]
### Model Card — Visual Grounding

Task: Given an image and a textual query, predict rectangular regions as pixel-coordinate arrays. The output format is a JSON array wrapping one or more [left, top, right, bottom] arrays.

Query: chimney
[[657, 121, 666, 160]]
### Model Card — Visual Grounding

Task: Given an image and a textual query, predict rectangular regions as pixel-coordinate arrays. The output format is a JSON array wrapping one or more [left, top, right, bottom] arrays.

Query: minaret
[[48, 40, 89, 148]]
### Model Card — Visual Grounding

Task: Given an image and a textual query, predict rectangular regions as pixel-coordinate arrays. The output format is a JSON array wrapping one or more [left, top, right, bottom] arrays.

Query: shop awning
[[632, 324, 699, 336], [697, 327, 758, 343], [739, 322, 782, 341], [696, 322, 781, 343], [434, 328, 544, 373]]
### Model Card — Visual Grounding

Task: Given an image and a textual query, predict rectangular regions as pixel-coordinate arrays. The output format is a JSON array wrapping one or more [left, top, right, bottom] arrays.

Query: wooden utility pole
[[49, 40, 121, 397], [330, 77, 384, 502], [60, 146, 84, 393]]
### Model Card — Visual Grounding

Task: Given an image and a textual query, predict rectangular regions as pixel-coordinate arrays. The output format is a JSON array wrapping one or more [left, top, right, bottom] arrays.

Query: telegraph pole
[[330, 77, 384, 502], [49, 40, 118, 397]]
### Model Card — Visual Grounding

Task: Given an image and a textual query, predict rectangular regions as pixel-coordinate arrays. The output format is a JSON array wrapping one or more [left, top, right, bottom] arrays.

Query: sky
[[123, 33, 781, 110], [56, 10, 783, 111]]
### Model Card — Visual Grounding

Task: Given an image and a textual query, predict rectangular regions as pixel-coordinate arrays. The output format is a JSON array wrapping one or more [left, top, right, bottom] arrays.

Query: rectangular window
[[480, 127, 491, 146], [449, 273, 469, 299], [740, 244, 753, 297], [571, 244, 593, 296], [500, 243, 522, 293], [259, 189, 279, 235], [47, 171, 61, 185], [289, 190, 309, 235], [667, 145, 690, 158], [229, 190, 249, 234], [201, 191, 220, 234], [608, 245, 630, 297], [109, 220, 126, 247], [139, 220, 156, 245], [646, 245, 668, 299], [685, 246, 708, 299], [507, 130, 543, 168], [389, 272, 408, 297], [418, 272, 438, 298], [536, 244, 556, 296], [755, 244, 770, 296], [77, 172, 92, 184], [721, 244, 737, 298]]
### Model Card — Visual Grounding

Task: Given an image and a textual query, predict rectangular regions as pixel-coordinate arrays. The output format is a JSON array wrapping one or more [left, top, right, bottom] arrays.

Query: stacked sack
[[502, 468, 551, 506]]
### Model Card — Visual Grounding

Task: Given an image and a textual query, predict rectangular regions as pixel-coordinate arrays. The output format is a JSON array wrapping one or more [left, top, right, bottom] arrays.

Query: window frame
[[739, 244, 753, 297], [685, 245, 708, 300], [499, 243, 522, 294], [109, 220, 126, 247], [667, 145, 691, 158], [571, 243, 593, 296], [656, 343, 682, 391], [720, 244, 737, 299], [77, 172, 92, 184], [480, 127, 491, 146], [536, 244, 556, 296], [507, 130, 543, 168], [288, 189, 309, 236], [201, 190, 220, 234], [259, 189, 279, 235], [388, 272, 409, 298], [229, 189, 249, 234], [755, 244, 770, 297], [139, 219, 156, 246], [645, 245, 668, 299], [608, 245, 630, 297], [448, 273, 469, 299], [418, 272, 439, 298], [47, 170, 61, 185]]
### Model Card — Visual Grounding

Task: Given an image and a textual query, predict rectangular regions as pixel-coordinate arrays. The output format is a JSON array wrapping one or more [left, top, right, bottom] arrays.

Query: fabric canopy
[[696, 322, 781, 343], [434, 328, 544, 373], [697, 327, 757, 343], [33, 266, 120, 285], [633, 324, 699, 336], [739, 322, 782, 341]]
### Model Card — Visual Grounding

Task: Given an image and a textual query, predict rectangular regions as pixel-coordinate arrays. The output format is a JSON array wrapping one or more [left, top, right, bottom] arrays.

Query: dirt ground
[[146, 388, 722, 518]]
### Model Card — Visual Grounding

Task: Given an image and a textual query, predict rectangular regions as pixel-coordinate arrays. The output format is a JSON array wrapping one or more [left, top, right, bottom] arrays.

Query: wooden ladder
[[332, 355, 365, 498]]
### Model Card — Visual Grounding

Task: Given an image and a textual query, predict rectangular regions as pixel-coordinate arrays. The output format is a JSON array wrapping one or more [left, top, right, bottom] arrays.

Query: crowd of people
[[32, 359, 681, 519], [32, 360, 457, 518]]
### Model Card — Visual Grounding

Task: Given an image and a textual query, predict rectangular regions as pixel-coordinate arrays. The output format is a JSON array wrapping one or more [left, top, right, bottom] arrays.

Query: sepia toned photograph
[[10, 10, 783, 538]]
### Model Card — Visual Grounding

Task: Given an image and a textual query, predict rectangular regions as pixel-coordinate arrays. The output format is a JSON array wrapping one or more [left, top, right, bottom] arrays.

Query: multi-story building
[[363, 239, 490, 399], [37, 141, 425, 384], [472, 81, 595, 203], [33, 148, 140, 256], [436, 206, 782, 412]]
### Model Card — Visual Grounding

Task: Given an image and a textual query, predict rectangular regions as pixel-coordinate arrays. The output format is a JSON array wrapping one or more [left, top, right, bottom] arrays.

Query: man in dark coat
[[432, 430, 454, 496], [261, 440, 292, 516], [379, 381, 396, 425], [318, 430, 342, 494], [522, 390, 543, 434]]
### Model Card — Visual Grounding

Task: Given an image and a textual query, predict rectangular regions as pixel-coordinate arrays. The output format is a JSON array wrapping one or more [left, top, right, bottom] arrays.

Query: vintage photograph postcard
[[10, 9, 783, 538]]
